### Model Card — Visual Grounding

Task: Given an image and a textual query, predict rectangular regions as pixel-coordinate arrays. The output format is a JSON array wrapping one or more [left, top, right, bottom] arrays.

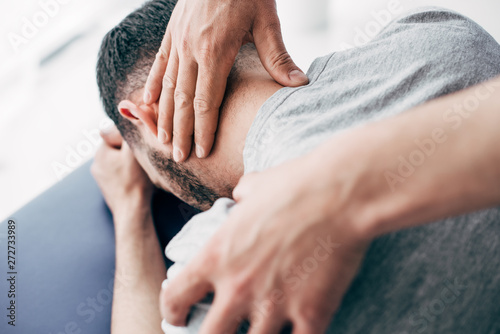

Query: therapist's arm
[[342, 75, 500, 237], [159, 76, 500, 333], [91, 127, 165, 334]]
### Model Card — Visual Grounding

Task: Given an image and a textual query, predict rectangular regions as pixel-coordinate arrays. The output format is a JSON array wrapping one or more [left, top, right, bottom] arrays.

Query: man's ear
[[118, 100, 157, 136]]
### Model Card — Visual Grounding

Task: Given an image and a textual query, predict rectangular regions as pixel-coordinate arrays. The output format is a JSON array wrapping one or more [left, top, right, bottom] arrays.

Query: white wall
[[0, 0, 144, 220]]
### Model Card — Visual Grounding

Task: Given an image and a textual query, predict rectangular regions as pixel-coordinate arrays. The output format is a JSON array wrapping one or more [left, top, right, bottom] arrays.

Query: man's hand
[[91, 125, 154, 223], [143, 0, 308, 162], [92, 125, 166, 334], [159, 154, 371, 334]]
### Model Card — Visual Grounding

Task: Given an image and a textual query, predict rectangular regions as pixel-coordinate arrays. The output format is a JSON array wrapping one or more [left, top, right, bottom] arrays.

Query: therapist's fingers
[[253, 10, 308, 87], [193, 49, 236, 158], [157, 48, 179, 145], [232, 172, 258, 201], [291, 318, 329, 334], [247, 313, 287, 334], [288, 299, 333, 334], [160, 267, 213, 326], [198, 293, 247, 334], [100, 125, 122, 149], [172, 57, 198, 162], [144, 28, 172, 104]]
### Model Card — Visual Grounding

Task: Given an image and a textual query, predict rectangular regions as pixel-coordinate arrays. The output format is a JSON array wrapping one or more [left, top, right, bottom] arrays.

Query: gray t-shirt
[[163, 7, 500, 334]]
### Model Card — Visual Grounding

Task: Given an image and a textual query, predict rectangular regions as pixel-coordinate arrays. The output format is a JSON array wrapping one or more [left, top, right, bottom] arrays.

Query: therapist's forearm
[[315, 76, 500, 239], [111, 206, 165, 334]]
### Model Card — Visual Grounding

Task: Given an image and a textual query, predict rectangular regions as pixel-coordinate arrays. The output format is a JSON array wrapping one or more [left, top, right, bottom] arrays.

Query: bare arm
[[330, 75, 500, 238], [91, 126, 166, 334], [111, 207, 165, 334]]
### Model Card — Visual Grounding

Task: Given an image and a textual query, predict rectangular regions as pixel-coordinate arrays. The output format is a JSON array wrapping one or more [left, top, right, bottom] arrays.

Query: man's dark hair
[[96, 0, 176, 146]]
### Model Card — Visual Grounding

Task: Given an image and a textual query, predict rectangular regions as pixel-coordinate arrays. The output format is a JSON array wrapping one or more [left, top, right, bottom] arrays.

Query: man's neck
[[206, 71, 283, 193]]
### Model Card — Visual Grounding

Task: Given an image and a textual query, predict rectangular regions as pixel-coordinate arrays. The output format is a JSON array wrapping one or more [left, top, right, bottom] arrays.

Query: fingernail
[[158, 128, 168, 144], [288, 69, 308, 84], [161, 279, 169, 290], [143, 90, 151, 104], [173, 146, 183, 162], [195, 144, 205, 158]]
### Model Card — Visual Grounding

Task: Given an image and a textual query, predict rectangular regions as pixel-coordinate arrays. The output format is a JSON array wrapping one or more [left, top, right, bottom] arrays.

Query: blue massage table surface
[[0, 161, 195, 334]]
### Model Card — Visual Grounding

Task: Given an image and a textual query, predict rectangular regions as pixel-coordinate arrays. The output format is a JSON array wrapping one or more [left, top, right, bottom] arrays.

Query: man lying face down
[[97, 1, 500, 333]]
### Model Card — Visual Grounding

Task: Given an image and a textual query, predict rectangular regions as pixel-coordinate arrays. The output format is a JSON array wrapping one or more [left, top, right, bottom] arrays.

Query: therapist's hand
[[159, 152, 372, 333], [159, 76, 500, 333], [143, 0, 308, 162]]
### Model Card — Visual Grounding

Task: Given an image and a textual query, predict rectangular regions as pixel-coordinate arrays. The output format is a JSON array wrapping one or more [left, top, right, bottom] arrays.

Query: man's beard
[[148, 148, 219, 211]]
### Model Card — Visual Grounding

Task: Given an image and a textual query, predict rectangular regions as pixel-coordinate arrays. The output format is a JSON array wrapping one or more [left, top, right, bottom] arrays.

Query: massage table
[[0, 161, 194, 333]]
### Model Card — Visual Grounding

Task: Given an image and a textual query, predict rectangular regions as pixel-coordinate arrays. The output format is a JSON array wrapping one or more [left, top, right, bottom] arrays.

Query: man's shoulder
[[384, 7, 482, 32], [316, 7, 500, 83], [376, 7, 500, 82], [379, 7, 499, 53]]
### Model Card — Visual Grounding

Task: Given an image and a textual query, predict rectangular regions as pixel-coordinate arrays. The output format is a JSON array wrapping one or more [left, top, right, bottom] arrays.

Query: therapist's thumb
[[232, 172, 257, 201], [253, 16, 308, 87]]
